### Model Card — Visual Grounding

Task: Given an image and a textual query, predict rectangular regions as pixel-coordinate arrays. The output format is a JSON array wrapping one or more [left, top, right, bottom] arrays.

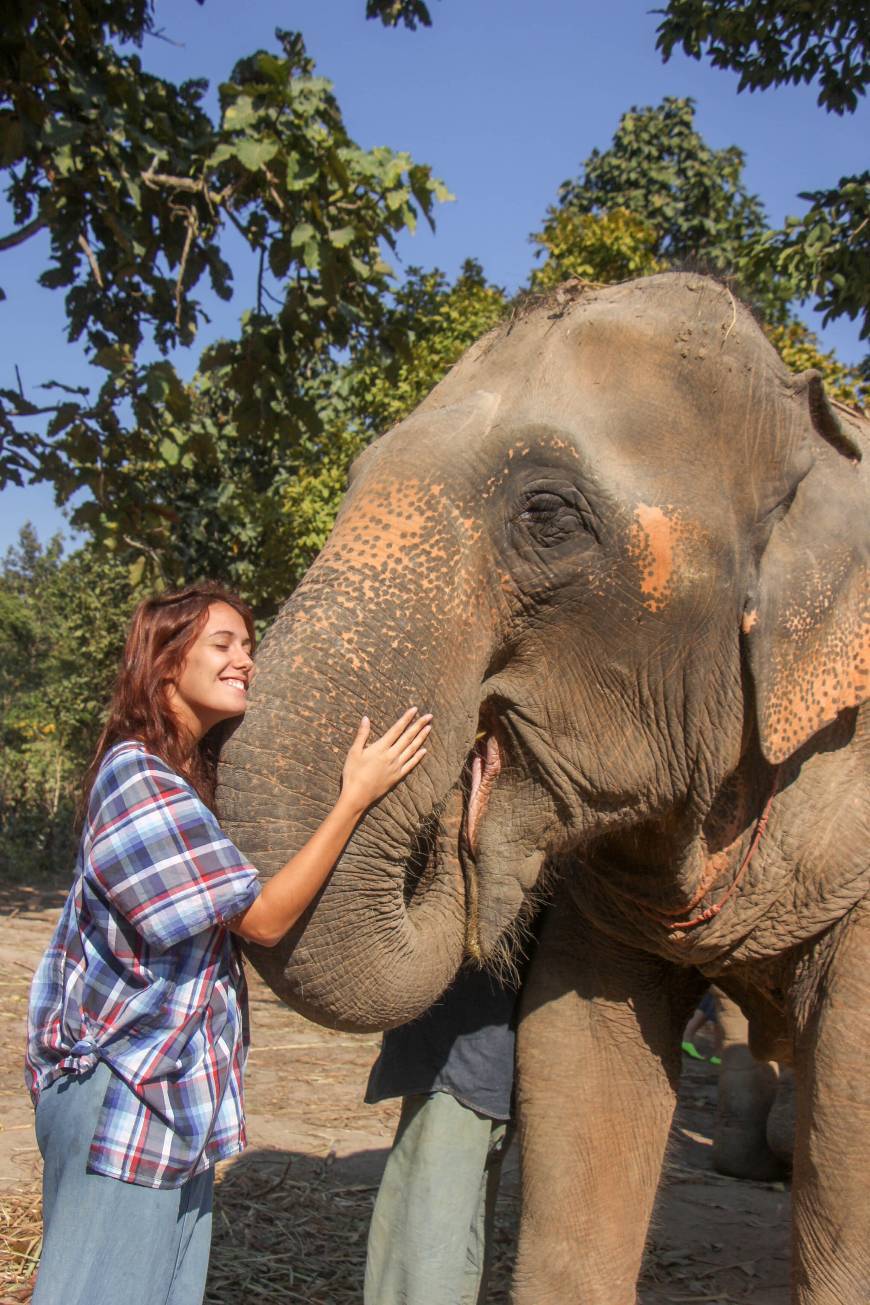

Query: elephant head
[[217, 273, 868, 1031]]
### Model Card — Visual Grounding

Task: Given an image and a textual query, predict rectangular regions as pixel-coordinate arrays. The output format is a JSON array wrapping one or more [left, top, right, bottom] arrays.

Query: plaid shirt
[[26, 741, 262, 1189]]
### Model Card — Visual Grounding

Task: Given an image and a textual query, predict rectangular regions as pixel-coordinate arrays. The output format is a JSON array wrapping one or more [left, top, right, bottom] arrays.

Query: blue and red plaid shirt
[[26, 741, 262, 1189]]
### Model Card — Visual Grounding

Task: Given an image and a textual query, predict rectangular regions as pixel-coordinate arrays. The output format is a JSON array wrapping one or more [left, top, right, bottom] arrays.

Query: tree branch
[[263, 167, 286, 212], [78, 232, 104, 288], [39, 379, 91, 397], [3, 401, 73, 417], [175, 210, 197, 328], [121, 534, 169, 585], [141, 169, 227, 209], [223, 206, 251, 243], [0, 216, 47, 252]]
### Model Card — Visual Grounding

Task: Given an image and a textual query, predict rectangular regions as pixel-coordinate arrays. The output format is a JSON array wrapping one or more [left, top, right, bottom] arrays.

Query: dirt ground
[[0, 884, 791, 1304]]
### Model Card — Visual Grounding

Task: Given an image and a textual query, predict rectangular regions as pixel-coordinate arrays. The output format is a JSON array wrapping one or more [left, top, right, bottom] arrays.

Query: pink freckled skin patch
[[629, 504, 675, 611], [742, 609, 759, 634]]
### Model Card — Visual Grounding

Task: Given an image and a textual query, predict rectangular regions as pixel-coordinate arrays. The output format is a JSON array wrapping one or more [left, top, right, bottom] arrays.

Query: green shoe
[[681, 1041, 706, 1060]]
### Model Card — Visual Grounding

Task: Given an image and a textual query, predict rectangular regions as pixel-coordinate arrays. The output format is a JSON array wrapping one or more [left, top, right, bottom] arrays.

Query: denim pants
[[33, 1060, 214, 1305], [364, 1091, 510, 1305]]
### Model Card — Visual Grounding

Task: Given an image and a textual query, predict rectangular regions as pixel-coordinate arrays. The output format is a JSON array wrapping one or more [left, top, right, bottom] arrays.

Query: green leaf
[[222, 96, 258, 132], [233, 137, 280, 171], [128, 555, 147, 587], [329, 225, 356, 248], [92, 346, 129, 373], [158, 436, 180, 465], [291, 221, 316, 248], [207, 141, 237, 167]]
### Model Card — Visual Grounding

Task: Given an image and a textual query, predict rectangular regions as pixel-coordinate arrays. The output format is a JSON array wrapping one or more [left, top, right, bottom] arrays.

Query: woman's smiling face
[[169, 601, 254, 741]]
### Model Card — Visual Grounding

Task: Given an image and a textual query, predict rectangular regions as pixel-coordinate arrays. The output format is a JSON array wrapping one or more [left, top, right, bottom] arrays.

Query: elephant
[[712, 988, 793, 1181], [217, 273, 869, 1304]]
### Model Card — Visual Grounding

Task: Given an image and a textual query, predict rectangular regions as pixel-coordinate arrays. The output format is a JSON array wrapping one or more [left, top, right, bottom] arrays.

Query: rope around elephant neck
[[652, 766, 781, 933]]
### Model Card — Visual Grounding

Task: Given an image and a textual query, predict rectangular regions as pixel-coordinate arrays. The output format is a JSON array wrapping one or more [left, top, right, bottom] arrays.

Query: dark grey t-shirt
[[364, 966, 519, 1121]]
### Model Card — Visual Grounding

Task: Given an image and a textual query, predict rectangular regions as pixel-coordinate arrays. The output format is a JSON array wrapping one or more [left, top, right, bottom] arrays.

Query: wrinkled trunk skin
[[218, 420, 497, 1030]]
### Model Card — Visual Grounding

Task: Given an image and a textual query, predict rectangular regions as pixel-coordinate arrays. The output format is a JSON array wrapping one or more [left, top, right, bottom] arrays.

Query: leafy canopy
[[0, 6, 449, 490], [530, 208, 664, 291], [555, 97, 769, 271], [532, 98, 789, 319], [655, 1, 870, 347], [347, 259, 508, 434], [0, 526, 136, 878], [656, 0, 869, 114], [366, 0, 435, 29], [530, 97, 866, 404]]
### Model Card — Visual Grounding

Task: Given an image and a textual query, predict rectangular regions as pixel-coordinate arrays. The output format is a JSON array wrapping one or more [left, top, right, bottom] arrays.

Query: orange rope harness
[[597, 767, 782, 934], [648, 766, 781, 932]]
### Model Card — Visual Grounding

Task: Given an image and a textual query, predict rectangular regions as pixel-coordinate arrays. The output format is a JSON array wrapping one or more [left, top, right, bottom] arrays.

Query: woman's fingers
[[389, 713, 432, 755], [379, 706, 421, 748], [398, 723, 431, 764], [400, 747, 427, 776], [351, 715, 371, 752]]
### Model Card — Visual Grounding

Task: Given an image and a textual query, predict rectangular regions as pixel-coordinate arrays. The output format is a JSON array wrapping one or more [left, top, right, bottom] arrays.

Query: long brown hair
[[81, 582, 255, 814]]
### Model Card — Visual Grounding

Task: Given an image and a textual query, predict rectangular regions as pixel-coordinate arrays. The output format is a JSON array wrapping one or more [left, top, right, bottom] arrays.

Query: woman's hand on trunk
[[340, 708, 432, 814], [228, 708, 431, 948]]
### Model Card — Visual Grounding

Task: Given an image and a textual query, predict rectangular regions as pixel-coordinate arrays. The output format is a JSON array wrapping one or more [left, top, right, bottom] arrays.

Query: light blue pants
[[364, 1091, 510, 1305], [33, 1060, 213, 1305]]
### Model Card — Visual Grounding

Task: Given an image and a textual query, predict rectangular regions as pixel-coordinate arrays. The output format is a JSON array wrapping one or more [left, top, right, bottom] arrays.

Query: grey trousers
[[33, 1060, 214, 1305], [364, 1091, 510, 1305]]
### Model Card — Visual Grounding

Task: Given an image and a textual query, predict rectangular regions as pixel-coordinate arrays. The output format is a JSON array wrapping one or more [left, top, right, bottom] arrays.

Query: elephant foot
[[713, 1046, 788, 1182]]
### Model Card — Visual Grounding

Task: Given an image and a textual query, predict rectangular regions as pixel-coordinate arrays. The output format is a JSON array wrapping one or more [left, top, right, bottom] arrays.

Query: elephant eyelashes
[[514, 490, 597, 547]]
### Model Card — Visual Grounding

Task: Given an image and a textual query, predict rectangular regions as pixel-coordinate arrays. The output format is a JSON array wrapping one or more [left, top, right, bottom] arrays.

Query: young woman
[[25, 582, 431, 1305]]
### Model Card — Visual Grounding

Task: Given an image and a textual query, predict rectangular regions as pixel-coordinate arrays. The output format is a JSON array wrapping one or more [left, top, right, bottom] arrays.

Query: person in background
[[682, 988, 723, 1064], [26, 582, 431, 1305], [363, 964, 522, 1305]]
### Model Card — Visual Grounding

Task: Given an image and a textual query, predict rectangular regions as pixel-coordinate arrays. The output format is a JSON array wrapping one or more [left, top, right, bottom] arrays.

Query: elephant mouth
[[464, 718, 503, 855], [402, 710, 505, 952]]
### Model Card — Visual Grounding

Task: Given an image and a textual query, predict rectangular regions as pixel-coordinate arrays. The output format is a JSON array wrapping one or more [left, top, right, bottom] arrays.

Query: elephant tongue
[[466, 733, 502, 853]]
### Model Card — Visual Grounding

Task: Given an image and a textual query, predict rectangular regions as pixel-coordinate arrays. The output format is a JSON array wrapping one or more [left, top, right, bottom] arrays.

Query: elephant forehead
[[366, 389, 504, 472]]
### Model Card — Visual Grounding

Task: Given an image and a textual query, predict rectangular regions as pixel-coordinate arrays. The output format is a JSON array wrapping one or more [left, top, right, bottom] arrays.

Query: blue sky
[[2, 0, 867, 553]]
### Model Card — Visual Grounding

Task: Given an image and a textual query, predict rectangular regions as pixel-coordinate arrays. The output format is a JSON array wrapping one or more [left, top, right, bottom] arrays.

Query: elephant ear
[[744, 372, 869, 765]]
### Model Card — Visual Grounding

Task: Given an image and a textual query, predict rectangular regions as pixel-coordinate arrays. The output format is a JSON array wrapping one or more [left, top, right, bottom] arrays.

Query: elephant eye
[[515, 490, 596, 546]]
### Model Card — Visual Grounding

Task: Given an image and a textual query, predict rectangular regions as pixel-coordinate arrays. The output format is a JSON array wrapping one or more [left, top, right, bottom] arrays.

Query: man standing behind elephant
[[363, 965, 519, 1305]]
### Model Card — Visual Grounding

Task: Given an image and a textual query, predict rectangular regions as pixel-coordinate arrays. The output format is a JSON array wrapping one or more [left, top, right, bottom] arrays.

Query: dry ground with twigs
[[0, 885, 790, 1304]]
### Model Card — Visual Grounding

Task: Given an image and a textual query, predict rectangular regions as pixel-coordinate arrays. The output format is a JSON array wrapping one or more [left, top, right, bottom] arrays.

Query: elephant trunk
[[221, 716, 467, 1029], [218, 465, 494, 1030]]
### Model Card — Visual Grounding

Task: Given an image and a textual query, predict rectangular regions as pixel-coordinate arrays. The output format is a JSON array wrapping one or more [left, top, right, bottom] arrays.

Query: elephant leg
[[513, 901, 702, 1305], [712, 989, 786, 1181], [791, 902, 870, 1304], [766, 1066, 795, 1168]]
